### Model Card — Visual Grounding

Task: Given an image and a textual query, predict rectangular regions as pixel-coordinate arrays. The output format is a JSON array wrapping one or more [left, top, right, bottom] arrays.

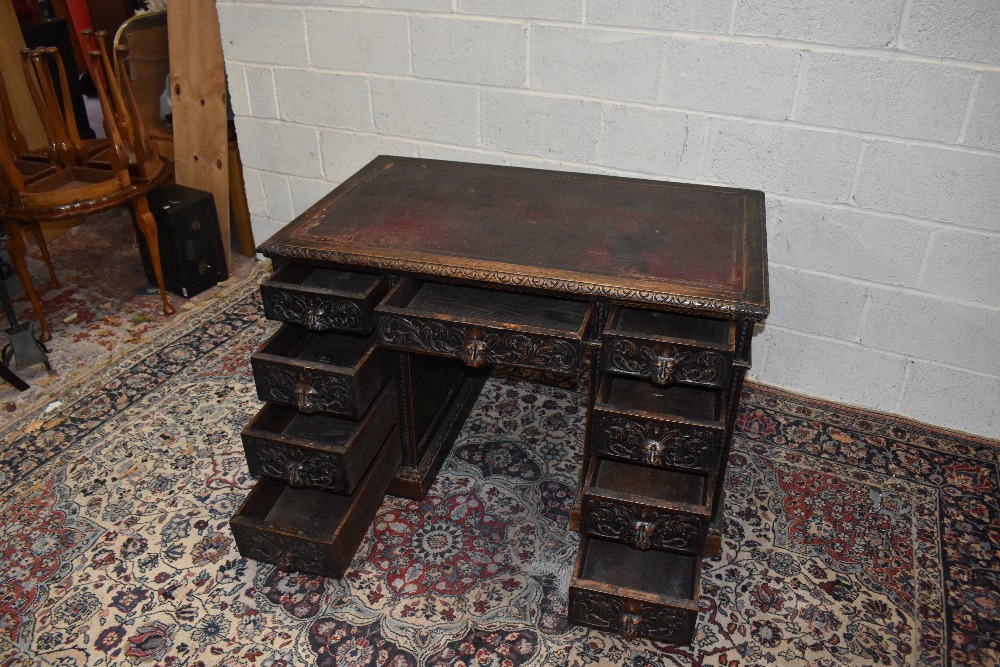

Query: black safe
[[138, 184, 228, 299]]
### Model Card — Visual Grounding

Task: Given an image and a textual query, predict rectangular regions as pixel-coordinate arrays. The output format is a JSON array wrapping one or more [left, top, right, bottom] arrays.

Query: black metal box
[[139, 184, 228, 298]]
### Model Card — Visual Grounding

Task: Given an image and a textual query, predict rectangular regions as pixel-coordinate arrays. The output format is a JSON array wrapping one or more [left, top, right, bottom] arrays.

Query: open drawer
[[251, 325, 391, 418], [603, 306, 736, 388], [241, 380, 398, 495], [582, 456, 711, 555], [568, 536, 700, 644], [374, 279, 594, 376], [260, 263, 388, 334], [231, 425, 401, 578], [591, 375, 726, 475]]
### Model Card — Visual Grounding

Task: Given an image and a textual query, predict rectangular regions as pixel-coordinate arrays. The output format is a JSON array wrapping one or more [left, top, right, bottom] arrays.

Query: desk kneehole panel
[[375, 279, 593, 377], [241, 380, 398, 495], [603, 306, 736, 389], [251, 325, 391, 419], [260, 264, 388, 334], [231, 424, 402, 578], [569, 536, 700, 644]]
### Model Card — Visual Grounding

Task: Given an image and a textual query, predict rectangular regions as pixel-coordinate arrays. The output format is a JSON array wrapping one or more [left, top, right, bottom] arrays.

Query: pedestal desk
[[230, 156, 769, 645]]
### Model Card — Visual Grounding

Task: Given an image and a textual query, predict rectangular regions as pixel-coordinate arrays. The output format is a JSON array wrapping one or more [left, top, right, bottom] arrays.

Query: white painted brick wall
[[218, 0, 1000, 439]]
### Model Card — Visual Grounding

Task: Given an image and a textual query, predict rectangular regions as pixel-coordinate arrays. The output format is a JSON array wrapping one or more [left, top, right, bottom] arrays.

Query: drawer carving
[[584, 498, 705, 553], [378, 315, 579, 373], [262, 289, 364, 332], [570, 589, 695, 644], [605, 338, 727, 387], [244, 436, 346, 490], [253, 362, 354, 415], [234, 528, 334, 574], [594, 414, 721, 473]]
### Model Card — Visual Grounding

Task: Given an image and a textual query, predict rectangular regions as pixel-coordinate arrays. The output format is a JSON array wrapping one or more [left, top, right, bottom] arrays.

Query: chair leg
[[130, 196, 175, 317], [27, 223, 59, 287], [2, 221, 51, 342]]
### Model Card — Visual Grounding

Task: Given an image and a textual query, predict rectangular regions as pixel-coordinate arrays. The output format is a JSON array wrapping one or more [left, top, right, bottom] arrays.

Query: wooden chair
[[0, 45, 174, 342], [19, 46, 108, 168]]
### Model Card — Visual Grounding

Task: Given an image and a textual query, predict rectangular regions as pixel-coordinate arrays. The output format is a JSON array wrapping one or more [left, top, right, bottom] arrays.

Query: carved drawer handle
[[641, 438, 665, 466], [460, 329, 489, 368], [294, 381, 318, 413], [649, 353, 680, 385], [304, 305, 326, 330], [275, 550, 296, 573], [286, 460, 305, 488], [629, 520, 655, 551], [620, 612, 643, 641]]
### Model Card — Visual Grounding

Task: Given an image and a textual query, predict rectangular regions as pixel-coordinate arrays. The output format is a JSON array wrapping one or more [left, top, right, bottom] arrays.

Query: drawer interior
[[260, 326, 376, 368], [590, 457, 708, 508], [609, 306, 735, 350], [382, 279, 592, 336], [269, 263, 383, 296], [599, 375, 724, 423], [580, 538, 698, 600], [249, 404, 363, 447], [240, 477, 354, 537]]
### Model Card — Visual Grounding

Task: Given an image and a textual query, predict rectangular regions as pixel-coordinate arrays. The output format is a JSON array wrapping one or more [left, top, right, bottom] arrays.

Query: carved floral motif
[[584, 498, 706, 553], [261, 288, 365, 332], [234, 528, 333, 574], [594, 414, 721, 473], [605, 338, 728, 386], [376, 315, 579, 374], [252, 362, 354, 415], [570, 588, 695, 644], [244, 438, 347, 492]]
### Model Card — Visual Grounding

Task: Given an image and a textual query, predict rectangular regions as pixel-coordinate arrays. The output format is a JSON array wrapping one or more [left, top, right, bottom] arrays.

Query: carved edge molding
[[259, 244, 768, 320]]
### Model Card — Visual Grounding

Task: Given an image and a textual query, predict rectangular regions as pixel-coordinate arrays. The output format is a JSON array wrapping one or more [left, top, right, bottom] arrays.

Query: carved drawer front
[[251, 325, 391, 419], [374, 279, 594, 377], [603, 306, 736, 388], [582, 457, 711, 555], [260, 263, 388, 334], [231, 425, 401, 578], [592, 375, 726, 475], [568, 536, 700, 644], [241, 381, 398, 495]]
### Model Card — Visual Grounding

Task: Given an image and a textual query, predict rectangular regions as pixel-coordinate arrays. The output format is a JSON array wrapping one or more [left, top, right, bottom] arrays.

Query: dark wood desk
[[230, 156, 769, 645]]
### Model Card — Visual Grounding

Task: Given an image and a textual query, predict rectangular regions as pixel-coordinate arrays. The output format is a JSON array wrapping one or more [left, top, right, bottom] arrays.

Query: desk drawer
[[375, 279, 593, 376], [251, 325, 391, 418], [241, 381, 398, 494], [230, 425, 401, 578], [261, 264, 388, 334], [569, 537, 700, 644], [603, 306, 735, 388], [592, 375, 726, 475], [582, 457, 710, 555]]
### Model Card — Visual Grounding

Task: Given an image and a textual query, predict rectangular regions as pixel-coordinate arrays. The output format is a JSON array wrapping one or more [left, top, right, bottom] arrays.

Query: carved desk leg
[[569, 341, 602, 532]]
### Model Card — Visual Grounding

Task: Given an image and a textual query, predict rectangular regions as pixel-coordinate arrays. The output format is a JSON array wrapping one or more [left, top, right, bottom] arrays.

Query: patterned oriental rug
[[1, 282, 998, 667]]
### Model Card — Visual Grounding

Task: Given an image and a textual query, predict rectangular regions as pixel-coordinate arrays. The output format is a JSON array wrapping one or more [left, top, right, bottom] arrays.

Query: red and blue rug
[[1, 283, 997, 666]]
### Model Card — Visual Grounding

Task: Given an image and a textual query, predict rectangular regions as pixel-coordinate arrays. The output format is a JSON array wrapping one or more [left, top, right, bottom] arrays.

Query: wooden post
[[167, 0, 231, 271], [0, 1, 47, 150]]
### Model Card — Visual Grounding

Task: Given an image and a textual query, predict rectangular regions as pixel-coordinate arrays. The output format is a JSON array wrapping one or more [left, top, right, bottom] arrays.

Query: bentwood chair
[[0, 45, 174, 342]]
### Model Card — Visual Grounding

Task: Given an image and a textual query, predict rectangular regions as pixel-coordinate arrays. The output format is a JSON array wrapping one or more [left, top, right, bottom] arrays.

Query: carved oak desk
[[230, 156, 769, 645]]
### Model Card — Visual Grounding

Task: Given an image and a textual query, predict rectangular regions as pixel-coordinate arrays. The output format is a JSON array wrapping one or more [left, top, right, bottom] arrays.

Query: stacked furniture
[[230, 156, 768, 644]]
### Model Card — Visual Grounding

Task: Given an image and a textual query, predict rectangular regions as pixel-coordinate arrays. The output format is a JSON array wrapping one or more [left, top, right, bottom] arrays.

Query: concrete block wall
[[217, 0, 1000, 439]]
